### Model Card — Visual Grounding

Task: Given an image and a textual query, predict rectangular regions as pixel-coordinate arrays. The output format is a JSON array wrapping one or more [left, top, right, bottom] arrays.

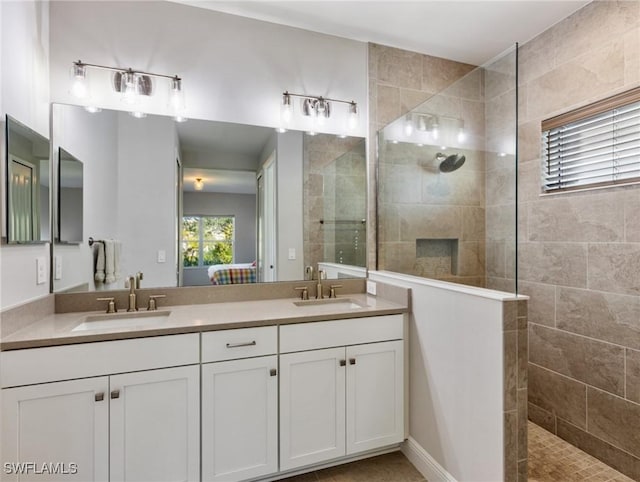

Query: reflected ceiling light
[[129, 111, 147, 119], [69, 60, 187, 122], [430, 117, 440, 140], [390, 140, 399, 144], [194, 178, 204, 191], [280, 90, 358, 133], [499, 152, 507, 157], [84, 106, 101, 114], [457, 120, 467, 143], [403, 114, 414, 137]]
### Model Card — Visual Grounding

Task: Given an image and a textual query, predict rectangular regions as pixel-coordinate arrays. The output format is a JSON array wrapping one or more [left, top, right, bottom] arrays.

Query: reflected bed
[[208, 263, 257, 285]]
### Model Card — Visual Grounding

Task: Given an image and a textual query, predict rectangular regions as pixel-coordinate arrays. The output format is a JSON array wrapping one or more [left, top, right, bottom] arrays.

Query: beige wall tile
[[529, 323, 625, 396], [421, 168, 485, 207], [528, 402, 556, 433], [556, 287, 640, 350], [588, 243, 640, 296], [517, 120, 542, 164], [376, 44, 423, 90], [517, 160, 541, 203], [503, 300, 518, 331], [421, 55, 475, 94], [626, 349, 640, 404], [517, 281, 555, 327], [399, 88, 434, 114], [624, 189, 640, 242], [587, 386, 640, 458], [486, 240, 505, 278], [505, 330, 518, 411], [486, 162, 515, 207], [527, 192, 625, 242], [528, 363, 587, 429], [527, 40, 625, 120], [461, 206, 485, 241], [376, 84, 401, 126], [518, 327, 528, 389], [625, 27, 640, 86], [398, 204, 462, 241], [517, 388, 528, 461], [557, 418, 640, 481], [457, 241, 485, 277], [554, 0, 640, 67], [486, 204, 516, 240], [518, 242, 588, 287], [504, 410, 518, 482], [518, 30, 558, 86], [378, 242, 416, 274]]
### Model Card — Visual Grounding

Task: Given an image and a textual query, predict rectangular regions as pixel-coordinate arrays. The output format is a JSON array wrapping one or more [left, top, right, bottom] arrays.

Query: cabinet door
[[280, 347, 346, 471], [346, 340, 404, 454], [109, 365, 199, 482], [202, 355, 278, 481], [1, 377, 109, 482]]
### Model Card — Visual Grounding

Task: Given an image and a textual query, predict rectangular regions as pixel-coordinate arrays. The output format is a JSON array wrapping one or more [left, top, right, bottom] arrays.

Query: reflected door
[[8, 156, 38, 242], [258, 154, 276, 282]]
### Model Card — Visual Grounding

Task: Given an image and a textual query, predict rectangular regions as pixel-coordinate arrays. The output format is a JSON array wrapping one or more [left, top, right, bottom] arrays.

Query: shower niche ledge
[[415, 238, 459, 278]]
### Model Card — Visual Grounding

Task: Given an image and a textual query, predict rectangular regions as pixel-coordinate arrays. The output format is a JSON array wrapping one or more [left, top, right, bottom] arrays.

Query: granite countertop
[[1, 294, 407, 350]]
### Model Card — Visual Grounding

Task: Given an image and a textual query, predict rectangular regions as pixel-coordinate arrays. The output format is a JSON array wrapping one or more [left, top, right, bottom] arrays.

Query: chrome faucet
[[127, 275, 138, 312]]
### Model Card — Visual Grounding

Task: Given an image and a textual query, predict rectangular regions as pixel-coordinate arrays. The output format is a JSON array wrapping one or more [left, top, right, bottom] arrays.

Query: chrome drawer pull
[[110, 389, 120, 399], [349, 358, 356, 365], [339, 359, 346, 367], [270, 368, 277, 377], [226, 341, 257, 348], [95, 392, 105, 402]]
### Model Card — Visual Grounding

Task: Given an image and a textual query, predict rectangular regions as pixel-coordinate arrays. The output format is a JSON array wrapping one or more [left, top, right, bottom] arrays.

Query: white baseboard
[[402, 437, 457, 482]]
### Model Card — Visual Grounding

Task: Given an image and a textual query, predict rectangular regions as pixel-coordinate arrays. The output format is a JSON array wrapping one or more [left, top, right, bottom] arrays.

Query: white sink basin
[[293, 298, 366, 310], [72, 310, 171, 332]]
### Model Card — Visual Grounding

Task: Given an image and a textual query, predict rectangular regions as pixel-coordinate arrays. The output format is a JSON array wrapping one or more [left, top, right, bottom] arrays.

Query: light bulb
[[70, 62, 88, 99], [315, 98, 330, 126], [169, 77, 185, 112], [276, 127, 287, 133], [404, 115, 414, 137], [347, 102, 358, 130], [430, 117, 439, 140], [280, 92, 293, 127], [194, 178, 204, 191], [129, 111, 147, 119], [457, 128, 467, 144], [85, 106, 101, 114], [174, 115, 188, 123], [121, 71, 138, 105]]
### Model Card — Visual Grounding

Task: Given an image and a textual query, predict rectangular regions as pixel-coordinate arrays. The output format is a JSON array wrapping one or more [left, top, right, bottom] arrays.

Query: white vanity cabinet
[[201, 326, 279, 482], [0, 334, 200, 482], [279, 315, 405, 471]]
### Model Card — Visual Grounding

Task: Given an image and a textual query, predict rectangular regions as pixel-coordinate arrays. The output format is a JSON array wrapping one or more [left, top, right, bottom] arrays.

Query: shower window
[[542, 86, 640, 193]]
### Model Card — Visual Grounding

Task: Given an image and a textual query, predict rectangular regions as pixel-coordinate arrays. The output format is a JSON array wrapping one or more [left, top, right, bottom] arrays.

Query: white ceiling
[[177, 118, 273, 157], [172, 0, 591, 65]]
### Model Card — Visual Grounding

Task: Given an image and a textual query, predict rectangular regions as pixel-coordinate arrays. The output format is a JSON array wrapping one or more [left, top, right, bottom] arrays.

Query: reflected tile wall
[[519, 1, 640, 478]]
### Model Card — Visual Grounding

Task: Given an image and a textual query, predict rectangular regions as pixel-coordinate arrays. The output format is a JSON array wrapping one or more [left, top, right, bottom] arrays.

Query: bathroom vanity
[[0, 290, 408, 482]]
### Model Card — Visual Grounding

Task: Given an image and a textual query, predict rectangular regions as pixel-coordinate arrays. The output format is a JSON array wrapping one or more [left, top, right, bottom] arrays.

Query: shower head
[[436, 153, 466, 173]]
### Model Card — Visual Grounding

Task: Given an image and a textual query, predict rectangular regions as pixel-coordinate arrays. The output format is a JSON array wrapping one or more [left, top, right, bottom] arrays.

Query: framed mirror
[[51, 103, 367, 293], [57, 148, 84, 244], [5, 115, 50, 244]]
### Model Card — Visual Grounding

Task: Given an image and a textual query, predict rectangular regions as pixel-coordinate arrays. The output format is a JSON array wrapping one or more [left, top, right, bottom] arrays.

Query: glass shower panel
[[377, 45, 518, 294]]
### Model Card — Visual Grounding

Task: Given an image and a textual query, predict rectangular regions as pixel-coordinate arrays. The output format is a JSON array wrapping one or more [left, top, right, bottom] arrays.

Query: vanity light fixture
[[70, 60, 187, 122], [457, 119, 467, 144], [194, 178, 204, 191], [403, 114, 415, 137], [278, 91, 358, 133]]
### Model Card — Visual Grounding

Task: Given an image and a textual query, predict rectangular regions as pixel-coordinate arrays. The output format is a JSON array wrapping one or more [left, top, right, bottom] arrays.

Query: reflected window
[[182, 215, 235, 267]]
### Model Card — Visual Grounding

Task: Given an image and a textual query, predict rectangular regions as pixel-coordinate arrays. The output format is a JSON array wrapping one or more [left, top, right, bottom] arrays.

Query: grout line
[[624, 348, 627, 400], [528, 321, 637, 352]]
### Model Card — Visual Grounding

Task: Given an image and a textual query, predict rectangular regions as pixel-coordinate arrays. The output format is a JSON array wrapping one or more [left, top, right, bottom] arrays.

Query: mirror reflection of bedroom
[[179, 119, 367, 287]]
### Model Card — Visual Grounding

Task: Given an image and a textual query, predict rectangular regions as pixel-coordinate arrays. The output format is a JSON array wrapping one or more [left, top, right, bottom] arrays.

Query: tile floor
[[528, 421, 634, 482], [280, 422, 635, 482]]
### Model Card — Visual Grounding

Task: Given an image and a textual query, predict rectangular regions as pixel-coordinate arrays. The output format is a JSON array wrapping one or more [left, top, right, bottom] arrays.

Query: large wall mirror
[[51, 103, 366, 293], [57, 148, 84, 244], [5, 115, 50, 244]]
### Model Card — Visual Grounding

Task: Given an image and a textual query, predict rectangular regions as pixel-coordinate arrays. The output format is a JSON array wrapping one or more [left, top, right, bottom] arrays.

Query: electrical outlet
[[288, 248, 296, 260], [366, 280, 377, 296], [36, 257, 47, 285], [157, 250, 166, 263]]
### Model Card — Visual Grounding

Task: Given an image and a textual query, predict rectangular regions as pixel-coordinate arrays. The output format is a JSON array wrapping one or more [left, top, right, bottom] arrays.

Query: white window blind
[[541, 88, 640, 193]]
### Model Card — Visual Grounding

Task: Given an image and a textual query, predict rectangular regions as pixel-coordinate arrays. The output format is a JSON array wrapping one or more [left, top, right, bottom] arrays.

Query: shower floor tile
[[528, 421, 634, 482]]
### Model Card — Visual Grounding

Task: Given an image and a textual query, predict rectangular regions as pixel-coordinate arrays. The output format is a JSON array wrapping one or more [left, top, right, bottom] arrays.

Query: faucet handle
[[329, 284, 343, 299], [147, 294, 166, 311], [135, 271, 144, 289], [97, 297, 117, 313], [294, 287, 309, 300]]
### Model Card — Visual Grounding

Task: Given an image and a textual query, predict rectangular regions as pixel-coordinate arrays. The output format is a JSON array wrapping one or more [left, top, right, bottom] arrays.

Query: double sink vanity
[[0, 280, 408, 481]]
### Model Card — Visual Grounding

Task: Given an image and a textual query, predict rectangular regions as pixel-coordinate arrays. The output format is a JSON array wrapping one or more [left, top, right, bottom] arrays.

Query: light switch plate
[[54, 256, 62, 280], [157, 250, 166, 263], [36, 257, 47, 285], [288, 248, 296, 260], [366, 280, 377, 296]]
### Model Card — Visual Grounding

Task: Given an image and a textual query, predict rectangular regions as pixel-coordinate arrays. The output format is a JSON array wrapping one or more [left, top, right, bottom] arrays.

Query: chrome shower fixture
[[436, 152, 466, 173]]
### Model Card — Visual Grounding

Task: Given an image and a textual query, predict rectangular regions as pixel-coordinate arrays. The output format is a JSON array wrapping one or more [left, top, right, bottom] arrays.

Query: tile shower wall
[[303, 135, 366, 270], [519, 1, 640, 479], [367, 43, 475, 269]]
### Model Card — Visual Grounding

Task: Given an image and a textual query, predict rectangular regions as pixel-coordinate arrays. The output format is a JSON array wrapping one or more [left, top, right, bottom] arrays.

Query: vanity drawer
[[280, 314, 403, 353], [0, 334, 199, 388], [202, 326, 277, 362]]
